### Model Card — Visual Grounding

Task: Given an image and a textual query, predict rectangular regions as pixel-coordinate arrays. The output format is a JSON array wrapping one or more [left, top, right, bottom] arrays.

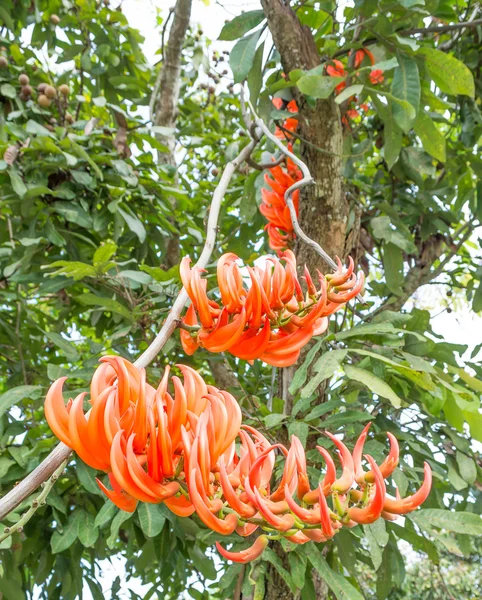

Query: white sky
[[33, 1, 482, 597]]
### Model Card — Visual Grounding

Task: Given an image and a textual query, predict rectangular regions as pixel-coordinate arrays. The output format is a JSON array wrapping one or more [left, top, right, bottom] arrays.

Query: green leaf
[[117, 206, 146, 243], [0, 83, 16, 99], [77, 510, 99, 547], [306, 544, 364, 600], [456, 451, 477, 484], [0, 578, 26, 600], [51, 511, 81, 553], [137, 504, 166, 538], [420, 48, 475, 97], [77, 293, 134, 321], [289, 339, 323, 395], [0, 385, 41, 418], [45, 332, 79, 362], [411, 510, 482, 536], [370, 215, 417, 253], [382, 242, 404, 295], [52, 202, 93, 228], [8, 169, 27, 198], [335, 84, 364, 105], [472, 280, 482, 312], [390, 55, 420, 131], [107, 510, 132, 549], [300, 349, 347, 398], [219, 10, 265, 41], [287, 421, 309, 446], [334, 322, 397, 341], [26, 119, 53, 137], [94, 501, 118, 529], [230, 31, 263, 84], [117, 270, 152, 285], [247, 41, 265, 105], [344, 365, 402, 407], [413, 111, 446, 162], [93, 241, 117, 265], [48, 260, 97, 281], [77, 460, 103, 495], [188, 545, 217, 580], [297, 74, 343, 99], [373, 95, 402, 169]]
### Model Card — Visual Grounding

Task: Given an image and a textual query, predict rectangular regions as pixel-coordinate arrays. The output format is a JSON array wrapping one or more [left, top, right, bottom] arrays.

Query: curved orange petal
[[216, 535, 269, 564], [44, 377, 72, 446]]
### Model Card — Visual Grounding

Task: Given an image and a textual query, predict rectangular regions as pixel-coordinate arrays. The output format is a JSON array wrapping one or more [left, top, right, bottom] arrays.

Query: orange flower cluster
[[179, 251, 364, 366], [44, 357, 432, 563], [260, 155, 301, 250], [272, 97, 298, 140], [326, 50, 384, 121], [354, 48, 384, 85]]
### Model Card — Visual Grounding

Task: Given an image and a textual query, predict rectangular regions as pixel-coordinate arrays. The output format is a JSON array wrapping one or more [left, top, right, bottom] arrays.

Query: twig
[[0, 459, 68, 543], [0, 138, 259, 523], [246, 155, 286, 171], [246, 95, 365, 304]]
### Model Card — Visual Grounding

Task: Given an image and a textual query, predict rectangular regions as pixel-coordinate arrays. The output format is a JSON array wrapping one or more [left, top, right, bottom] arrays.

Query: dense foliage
[[0, 0, 481, 599]]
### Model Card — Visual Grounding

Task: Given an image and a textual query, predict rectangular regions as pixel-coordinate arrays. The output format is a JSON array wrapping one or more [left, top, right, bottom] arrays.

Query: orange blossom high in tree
[[44, 356, 433, 563]]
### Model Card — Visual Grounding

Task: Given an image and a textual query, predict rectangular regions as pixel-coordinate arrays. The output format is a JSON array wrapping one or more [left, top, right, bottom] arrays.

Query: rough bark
[[259, 1, 347, 599], [152, 0, 192, 268]]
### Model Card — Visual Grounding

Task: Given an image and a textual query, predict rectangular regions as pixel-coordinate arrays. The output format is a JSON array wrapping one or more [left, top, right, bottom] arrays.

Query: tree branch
[[247, 97, 365, 305], [0, 138, 259, 523]]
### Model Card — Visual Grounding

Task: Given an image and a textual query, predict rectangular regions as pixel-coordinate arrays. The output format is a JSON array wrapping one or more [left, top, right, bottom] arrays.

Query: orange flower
[[273, 98, 299, 139], [45, 367, 433, 564], [353, 48, 384, 85], [180, 251, 364, 366], [326, 59, 347, 93], [260, 155, 302, 250]]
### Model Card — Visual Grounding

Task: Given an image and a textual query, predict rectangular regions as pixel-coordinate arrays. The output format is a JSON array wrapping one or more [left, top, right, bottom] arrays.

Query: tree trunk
[[152, 0, 192, 269], [259, 2, 349, 598]]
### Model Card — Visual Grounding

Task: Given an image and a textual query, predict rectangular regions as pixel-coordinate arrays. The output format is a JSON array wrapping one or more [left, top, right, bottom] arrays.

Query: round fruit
[[44, 85, 57, 99], [21, 85, 33, 96], [65, 112, 74, 124], [19, 74, 29, 85], [38, 83, 47, 93], [0, 56, 8, 69], [38, 94, 51, 108], [50, 14, 60, 25], [58, 84, 70, 96]]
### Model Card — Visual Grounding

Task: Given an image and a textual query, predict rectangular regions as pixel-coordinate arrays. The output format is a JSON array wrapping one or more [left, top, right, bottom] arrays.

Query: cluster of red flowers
[[179, 250, 363, 366], [45, 357, 432, 563], [326, 49, 384, 120], [260, 154, 301, 250]]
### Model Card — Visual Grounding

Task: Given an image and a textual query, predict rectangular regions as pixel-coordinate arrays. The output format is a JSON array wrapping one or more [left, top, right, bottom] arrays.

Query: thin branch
[[246, 155, 286, 171], [0, 138, 259, 523], [332, 16, 482, 59], [246, 96, 365, 305], [0, 459, 68, 543]]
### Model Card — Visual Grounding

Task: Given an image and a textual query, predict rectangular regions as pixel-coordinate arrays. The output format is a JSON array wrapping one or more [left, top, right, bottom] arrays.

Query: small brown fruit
[[46, 124, 55, 132], [19, 73, 29, 85], [65, 112, 74, 124], [0, 56, 8, 69], [38, 94, 51, 108], [44, 85, 57, 99], [58, 84, 70, 96], [21, 85, 33, 96], [38, 82, 47, 93], [50, 117, 57, 124], [211, 167, 219, 176], [50, 14, 60, 25]]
